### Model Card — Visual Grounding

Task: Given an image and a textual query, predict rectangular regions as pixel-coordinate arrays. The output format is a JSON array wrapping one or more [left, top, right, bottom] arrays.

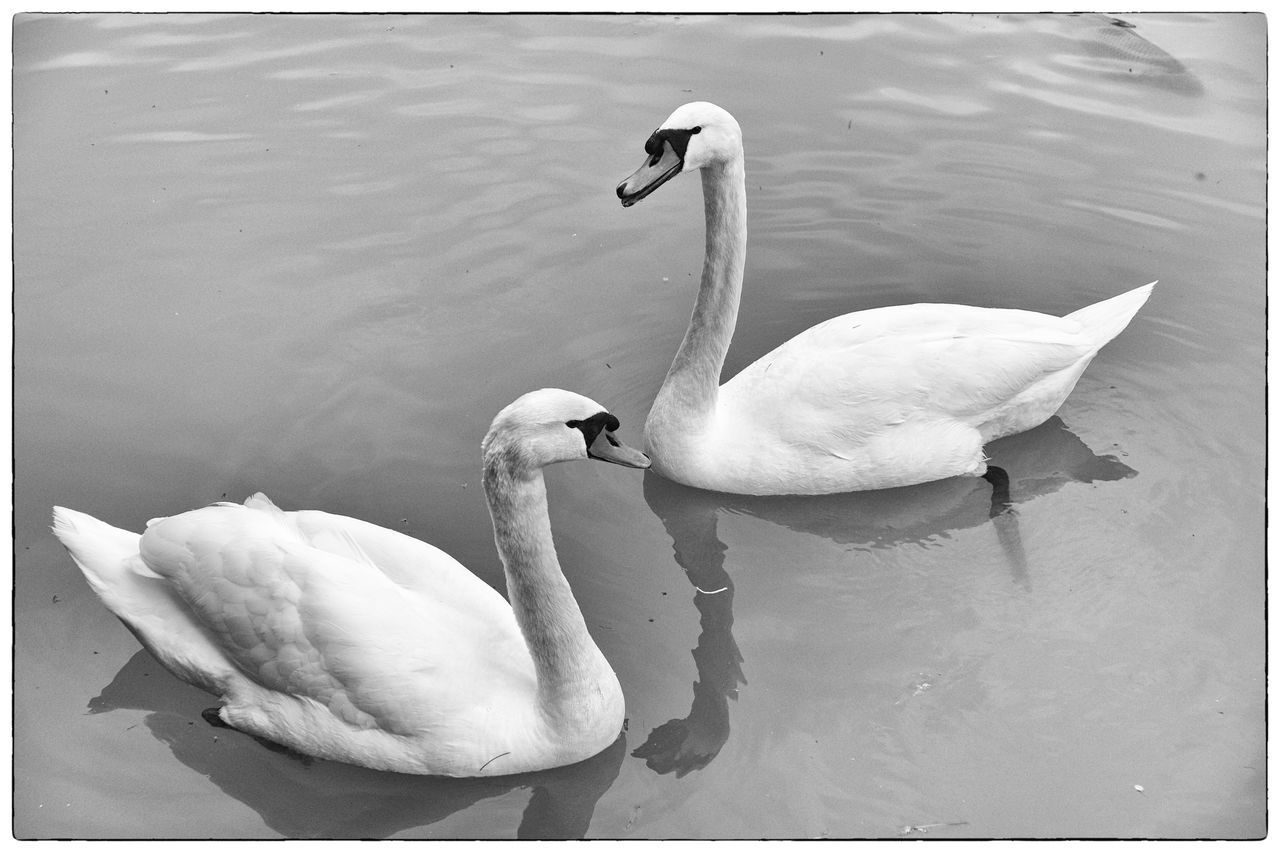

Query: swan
[[617, 101, 1155, 496], [51, 389, 650, 777]]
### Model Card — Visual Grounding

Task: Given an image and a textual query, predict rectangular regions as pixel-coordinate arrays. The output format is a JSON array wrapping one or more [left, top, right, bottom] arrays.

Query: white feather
[[621, 102, 1153, 495], [52, 389, 644, 776]]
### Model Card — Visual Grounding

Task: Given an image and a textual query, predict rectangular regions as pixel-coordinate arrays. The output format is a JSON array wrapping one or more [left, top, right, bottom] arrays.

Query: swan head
[[616, 102, 742, 207], [482, 388, 651, 473]]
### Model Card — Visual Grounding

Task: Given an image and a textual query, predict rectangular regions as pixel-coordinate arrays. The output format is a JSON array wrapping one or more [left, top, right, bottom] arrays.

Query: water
[[12, 12, 1265, 839]]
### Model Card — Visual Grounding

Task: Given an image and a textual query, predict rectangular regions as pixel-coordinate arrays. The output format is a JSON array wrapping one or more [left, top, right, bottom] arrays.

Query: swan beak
[[587, 430, 651, 469], [616, 141, 683, 207]]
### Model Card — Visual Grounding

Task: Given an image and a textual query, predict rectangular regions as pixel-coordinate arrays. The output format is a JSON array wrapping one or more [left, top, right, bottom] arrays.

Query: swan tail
[[52, 507, 148, 594], [1065, 281, 1156, 348], [51, 506, 237, 696]]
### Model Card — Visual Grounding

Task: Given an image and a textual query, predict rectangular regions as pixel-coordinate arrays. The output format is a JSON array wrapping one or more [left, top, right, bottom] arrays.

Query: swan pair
[[53, 102, 1152, 778]]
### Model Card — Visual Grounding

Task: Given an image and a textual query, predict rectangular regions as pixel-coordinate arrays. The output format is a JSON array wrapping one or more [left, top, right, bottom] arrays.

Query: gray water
[[12, 12, 1265, 839]]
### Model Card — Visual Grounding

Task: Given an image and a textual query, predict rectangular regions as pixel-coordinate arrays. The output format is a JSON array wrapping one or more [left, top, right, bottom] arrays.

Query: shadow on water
[[88, 651, 625, 840], [633, 416, 1136, 776]]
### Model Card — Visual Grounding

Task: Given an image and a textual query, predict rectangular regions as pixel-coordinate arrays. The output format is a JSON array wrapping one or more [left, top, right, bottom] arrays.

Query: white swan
[[617, 101, 1154, 496], [51, 389, 650, 777]]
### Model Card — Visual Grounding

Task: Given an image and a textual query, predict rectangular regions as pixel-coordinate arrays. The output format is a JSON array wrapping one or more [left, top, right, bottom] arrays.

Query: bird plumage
[[618, 101, 1153, 495], [53, 389, 649, 776]]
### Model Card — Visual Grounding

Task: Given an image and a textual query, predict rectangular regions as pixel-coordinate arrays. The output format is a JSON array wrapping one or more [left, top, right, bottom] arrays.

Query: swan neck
[[482, 452, 608, 714], [659, 155, 748, 422]]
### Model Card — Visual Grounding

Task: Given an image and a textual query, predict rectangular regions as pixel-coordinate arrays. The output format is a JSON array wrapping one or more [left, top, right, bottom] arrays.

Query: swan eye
[[692, 126, 702, 134]]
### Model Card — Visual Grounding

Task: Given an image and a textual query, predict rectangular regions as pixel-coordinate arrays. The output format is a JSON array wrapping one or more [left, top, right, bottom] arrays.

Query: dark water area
[[12, 12, 1265, 839]]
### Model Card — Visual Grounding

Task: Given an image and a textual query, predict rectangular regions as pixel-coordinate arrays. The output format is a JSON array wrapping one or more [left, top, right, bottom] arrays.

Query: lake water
[[11, 12, 1266, 839]]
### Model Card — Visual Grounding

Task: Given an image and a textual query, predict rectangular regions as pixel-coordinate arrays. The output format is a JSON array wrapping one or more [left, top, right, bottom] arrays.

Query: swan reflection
[[633, 474, 745, 778], [634, 416, 1136, 775], [88, 651, 625, 840]]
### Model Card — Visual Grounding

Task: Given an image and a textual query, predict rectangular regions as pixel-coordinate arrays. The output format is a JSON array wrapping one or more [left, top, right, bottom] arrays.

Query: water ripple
[[13, 11, 1265, 841], [110, 130, 252, 143], [1059, 198, 1185, 230]]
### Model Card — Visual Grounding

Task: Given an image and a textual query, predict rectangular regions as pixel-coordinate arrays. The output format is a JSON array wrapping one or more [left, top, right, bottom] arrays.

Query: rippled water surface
[[13, 13, 1265, 839]]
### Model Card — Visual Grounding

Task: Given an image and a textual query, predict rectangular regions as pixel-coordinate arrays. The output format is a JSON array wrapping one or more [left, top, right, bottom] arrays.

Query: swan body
[[618, 101, 1154, 495], [52, 389, 649, 776]]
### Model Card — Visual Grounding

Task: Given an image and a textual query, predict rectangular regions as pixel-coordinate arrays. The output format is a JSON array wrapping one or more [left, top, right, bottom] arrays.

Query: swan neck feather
[[482, 448, 608, 717], [655, 156, 748, 426]]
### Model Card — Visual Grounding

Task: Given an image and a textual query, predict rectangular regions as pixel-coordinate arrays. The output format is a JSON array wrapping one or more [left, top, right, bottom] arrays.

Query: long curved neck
[[482, 451, 607, 718], [654, 154, 748, 426]]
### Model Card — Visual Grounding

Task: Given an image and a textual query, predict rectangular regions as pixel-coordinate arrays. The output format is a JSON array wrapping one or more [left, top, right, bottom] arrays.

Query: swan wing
[[239, 493, 518, 639], [288, 506, 533, 705], [287, 506, 512, 615], [138, 499, 529, 736], [723, 303, 1097, 441]]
